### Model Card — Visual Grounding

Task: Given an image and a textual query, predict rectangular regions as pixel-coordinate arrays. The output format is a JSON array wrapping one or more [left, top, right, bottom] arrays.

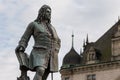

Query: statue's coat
[[19, 21, 61, 72]]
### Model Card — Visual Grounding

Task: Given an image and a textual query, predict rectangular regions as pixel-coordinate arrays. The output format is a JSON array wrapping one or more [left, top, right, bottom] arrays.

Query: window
[[87, 74, 96, 80], [87, 53, 95, 61], [87, 47, 96, 61], [87, 75, 92, 80], [65, 77, 69, 80]]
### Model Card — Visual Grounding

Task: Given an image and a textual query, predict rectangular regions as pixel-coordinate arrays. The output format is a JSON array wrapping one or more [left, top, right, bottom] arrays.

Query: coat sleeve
[[53, 30, 61, 53], [56, 38, 61, 51], [19, 22, 34, 49]]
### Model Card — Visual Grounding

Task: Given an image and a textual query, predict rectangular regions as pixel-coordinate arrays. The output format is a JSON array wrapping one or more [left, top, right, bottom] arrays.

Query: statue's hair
[[35, 5, 51, 23]]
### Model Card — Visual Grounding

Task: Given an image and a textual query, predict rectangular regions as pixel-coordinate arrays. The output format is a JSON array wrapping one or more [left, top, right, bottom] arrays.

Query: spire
[[83, 39, 85, 47], [80, 48, 82, 54], [72, 32, 74, 48], [86, 34, 89, 44], [83, 39, 86, 51]]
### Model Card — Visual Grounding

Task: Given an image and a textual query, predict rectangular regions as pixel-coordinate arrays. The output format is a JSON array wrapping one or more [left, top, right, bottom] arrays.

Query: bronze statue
[[15, 5, 61, 80]]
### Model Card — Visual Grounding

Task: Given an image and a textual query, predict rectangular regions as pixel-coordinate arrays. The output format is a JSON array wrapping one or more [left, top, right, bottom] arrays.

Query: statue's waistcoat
[[33, 22, 52, 49]]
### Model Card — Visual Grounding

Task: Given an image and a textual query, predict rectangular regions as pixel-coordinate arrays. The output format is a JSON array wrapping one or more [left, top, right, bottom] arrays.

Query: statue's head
[[35, 5, 51, 23]]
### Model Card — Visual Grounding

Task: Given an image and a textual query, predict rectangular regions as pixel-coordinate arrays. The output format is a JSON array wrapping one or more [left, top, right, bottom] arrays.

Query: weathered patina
[[15, 5, 61, 80]]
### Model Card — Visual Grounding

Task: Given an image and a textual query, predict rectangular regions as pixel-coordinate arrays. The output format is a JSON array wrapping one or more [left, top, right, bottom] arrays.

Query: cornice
[[60, 60, 120, 75]]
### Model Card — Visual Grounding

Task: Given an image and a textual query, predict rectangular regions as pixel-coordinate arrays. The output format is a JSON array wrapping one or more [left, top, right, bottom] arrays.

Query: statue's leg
[[42, 64, 50, 80], [33, 67, 45, 80], [42, 70, 50, 80]]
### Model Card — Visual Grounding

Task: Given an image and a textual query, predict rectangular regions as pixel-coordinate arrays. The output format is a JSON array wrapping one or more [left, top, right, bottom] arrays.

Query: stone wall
[[73, 68, 120, 80], [60, 61, 120, 80]]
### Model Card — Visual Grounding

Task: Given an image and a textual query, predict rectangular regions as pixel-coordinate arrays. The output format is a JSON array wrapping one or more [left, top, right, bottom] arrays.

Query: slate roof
[[94, 20, 120, 62], [62, 47, 81, 66], [61, 20, 120, 68]]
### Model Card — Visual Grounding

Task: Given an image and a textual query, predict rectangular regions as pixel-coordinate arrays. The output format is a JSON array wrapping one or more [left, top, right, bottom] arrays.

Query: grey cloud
[[1, 0, 120, 80]]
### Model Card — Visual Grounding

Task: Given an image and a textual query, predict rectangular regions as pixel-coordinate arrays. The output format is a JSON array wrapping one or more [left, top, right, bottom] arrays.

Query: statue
[[15, 5, 61, 80]]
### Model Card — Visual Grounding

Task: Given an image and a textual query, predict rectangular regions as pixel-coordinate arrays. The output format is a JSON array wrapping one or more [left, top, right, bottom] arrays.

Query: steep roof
[[95, 20, 120, 61]]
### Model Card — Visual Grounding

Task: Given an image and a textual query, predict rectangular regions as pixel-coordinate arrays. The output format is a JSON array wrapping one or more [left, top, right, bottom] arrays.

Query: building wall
[[61, 74, 73, 80], [72, 68, 120, 80]]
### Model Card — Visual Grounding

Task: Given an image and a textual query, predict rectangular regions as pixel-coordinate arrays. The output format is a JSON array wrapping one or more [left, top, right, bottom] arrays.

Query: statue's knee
[[36, 67, 45, 76]]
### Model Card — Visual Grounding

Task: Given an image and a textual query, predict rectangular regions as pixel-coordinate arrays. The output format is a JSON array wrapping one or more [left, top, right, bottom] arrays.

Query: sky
[[1, 0, 120, 80]]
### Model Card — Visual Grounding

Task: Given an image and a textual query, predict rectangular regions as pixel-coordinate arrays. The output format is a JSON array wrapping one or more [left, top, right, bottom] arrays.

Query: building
[[60, 20, 120, 80]]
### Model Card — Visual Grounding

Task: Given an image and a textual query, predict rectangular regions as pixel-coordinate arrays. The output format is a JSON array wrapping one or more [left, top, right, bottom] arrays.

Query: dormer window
[[111, 25, 120, 60], [87, 47, 96, 61], [86, 46, 98, 64]]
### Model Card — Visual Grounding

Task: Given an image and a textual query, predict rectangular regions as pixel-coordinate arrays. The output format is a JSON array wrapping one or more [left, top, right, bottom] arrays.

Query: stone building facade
[[60, 20, 120, 80]]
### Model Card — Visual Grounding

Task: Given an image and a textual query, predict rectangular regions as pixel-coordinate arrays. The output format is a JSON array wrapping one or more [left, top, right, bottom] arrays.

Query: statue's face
[[44, 8, 51, 20]]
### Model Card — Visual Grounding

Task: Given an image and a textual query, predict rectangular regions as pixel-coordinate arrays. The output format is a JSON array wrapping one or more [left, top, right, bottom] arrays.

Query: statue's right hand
[[15, 45, 25, 53]]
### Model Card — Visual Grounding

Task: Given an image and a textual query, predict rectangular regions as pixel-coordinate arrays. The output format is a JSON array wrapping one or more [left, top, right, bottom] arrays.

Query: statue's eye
[[47, 11, 50, 13]]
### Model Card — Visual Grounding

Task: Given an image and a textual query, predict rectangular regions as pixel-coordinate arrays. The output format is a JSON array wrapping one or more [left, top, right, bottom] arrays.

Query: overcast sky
[[1, 0, 120, 80]]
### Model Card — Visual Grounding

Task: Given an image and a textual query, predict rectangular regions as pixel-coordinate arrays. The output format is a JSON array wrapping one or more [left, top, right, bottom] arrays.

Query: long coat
[[18, 21, 61, 72]]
